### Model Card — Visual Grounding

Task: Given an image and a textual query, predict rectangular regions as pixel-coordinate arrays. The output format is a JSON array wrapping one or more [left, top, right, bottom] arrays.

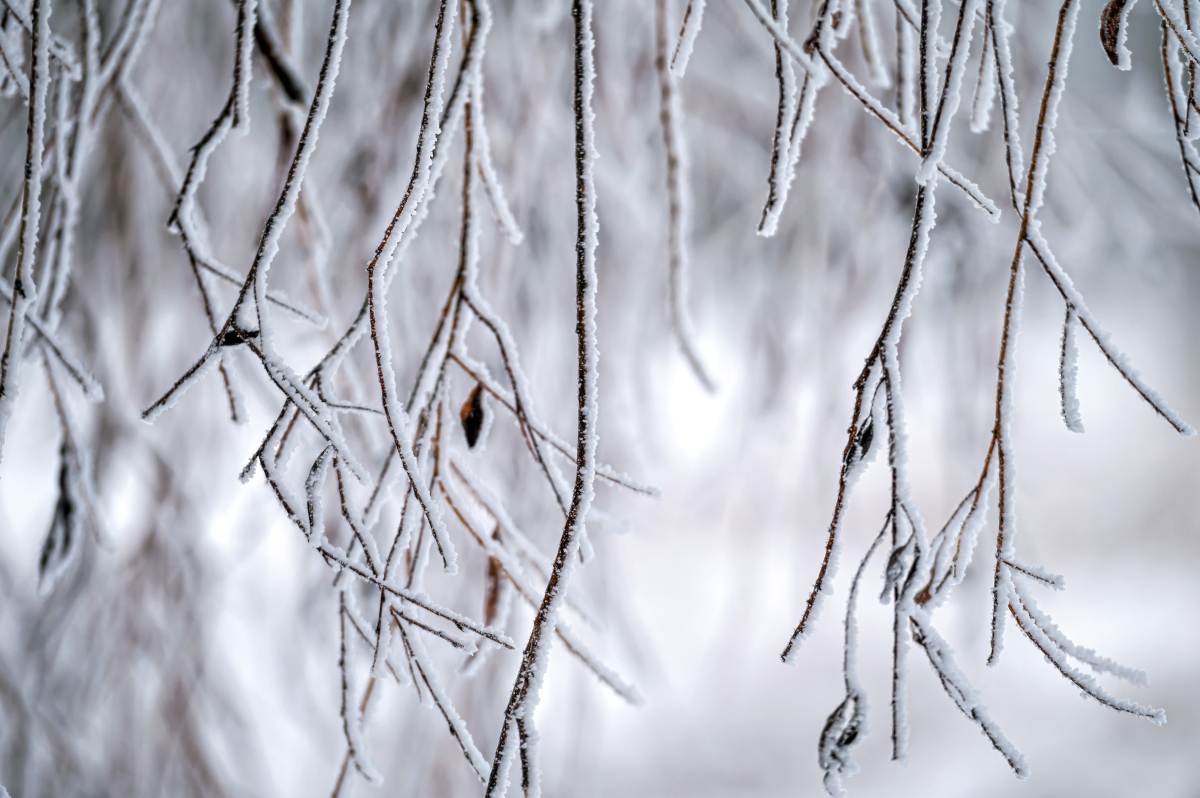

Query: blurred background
[[0, 0, 1197, 795]]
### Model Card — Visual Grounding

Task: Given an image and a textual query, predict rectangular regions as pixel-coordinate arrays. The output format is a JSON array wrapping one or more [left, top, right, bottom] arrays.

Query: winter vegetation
[[0, 0, 1197, 795]]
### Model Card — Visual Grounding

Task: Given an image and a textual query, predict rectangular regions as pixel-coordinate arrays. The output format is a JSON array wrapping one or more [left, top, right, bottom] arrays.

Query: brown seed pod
[[460, 383, 486, 448], [1100, 0, 1131, 67], [483, 534, 503, 627]]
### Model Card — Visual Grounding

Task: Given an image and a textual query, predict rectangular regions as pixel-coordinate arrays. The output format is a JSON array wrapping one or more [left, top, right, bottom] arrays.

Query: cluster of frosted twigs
[[2, 0, 663, 794], [699, 0, 1196, 793], [134, 0, 662, 795], [4, 0, 1197, 793]]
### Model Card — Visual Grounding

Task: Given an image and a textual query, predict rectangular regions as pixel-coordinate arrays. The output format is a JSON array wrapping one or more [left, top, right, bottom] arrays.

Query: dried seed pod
[[843, 417, 874, 471], [219, 326, 259, 347], [483, 527, 504, 627], [460, 383, 487, 448], [1099, 0, 1131, 67], [38, 447, 82, 595], [818, 691, 867, 794]]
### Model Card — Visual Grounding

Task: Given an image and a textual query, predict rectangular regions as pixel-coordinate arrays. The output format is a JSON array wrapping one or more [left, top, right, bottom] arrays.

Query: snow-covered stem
[[739, 0, 818, 73], [989, 0, 1025, 208], [1008, 584, 1165, 723], [1155, 0, 1200, 67], [117, 80, 326, 325], [855, 0, 889, 87], [449, 352, 658, 495], [456, 300, 573, 514], [1161, 22, 1200, 215], [1028, 234, 1191, 435], [440, 472, 641, 703], [243, 0, 348, 357], [485, 1, 601, 794], [142, 0, 292, 424], [1010, 579, 1148, 685], [669, 0, 705, 77], [231, 0, 258, 132], [988, 0, 1081, 668], [910, 614, 1029, 776], [969, 14, 996, 132], [0, 0, 50, 465], [316, 541, 516, 647], [1058, 307, 1084, 432], [0, 276, 101, 401], [0, 0, 77, 75], [916, 0, 981, 185], [339, 592, 383, 784], [756, 0, 799, 237], [784, 173, 937, 665], [814, 46, 1000, 217], [917, 0, 942, 151], [818, 523, 885, 796], [395, 619, 491, 780], [365, 0, 458, 574], [448, 454, 606, 629], [656, 0, 716, 391], [895, 0, 918, 130]]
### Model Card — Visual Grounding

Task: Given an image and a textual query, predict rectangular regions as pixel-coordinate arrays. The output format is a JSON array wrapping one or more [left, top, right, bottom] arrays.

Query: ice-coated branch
[[1008, 585, 1165, 723], [0, 277, 101, 401], [989, 0, 1025, 208], [365, 0, 459, 574], [818, 523, 885, 797], [656, 0, 717, 391], [784, 175, 938, 666], [1160, 21, 1200, 215], [485, 1, 602, 794], [969, 13, 996, 132], [1025, 232, 1194, 437], [916, 0, 982, 185], [910, 614, 1029, 777], [988, 0, 1082, 668], [116, 81, 326, 325], [0, 0, 50, 465], [339, 592, 383, 784], [0, 0, 78, 76], [449, 351, 659, 495], [1058, 306, 1084, 432], [755, 0, 800, 237], [670, 0, 705, 77], [440, 471, 641, 703]]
